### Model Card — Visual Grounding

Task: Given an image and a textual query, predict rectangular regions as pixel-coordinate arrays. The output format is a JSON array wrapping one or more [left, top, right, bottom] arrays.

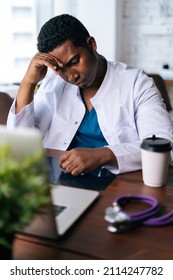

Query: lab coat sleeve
[[7, 99, 52, 136], [105, 71, 173, 174], [7, 100, 35, 128]]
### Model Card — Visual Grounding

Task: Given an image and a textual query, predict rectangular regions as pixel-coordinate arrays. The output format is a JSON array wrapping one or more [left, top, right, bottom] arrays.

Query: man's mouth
[[76, 80, 87, 87]]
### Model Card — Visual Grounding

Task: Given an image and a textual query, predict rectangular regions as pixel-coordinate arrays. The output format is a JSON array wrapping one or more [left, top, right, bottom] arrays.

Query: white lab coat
[[7, 61, 173, 174]]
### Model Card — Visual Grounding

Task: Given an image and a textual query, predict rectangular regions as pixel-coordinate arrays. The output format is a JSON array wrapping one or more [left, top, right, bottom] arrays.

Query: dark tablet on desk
[[47, 156, 116, 191], [58, 170, 116, 190]]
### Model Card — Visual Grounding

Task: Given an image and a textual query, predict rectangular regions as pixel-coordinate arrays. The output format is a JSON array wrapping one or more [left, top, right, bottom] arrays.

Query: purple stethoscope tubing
[[114, 194, 173, 226], [143, 210, 173, 226]]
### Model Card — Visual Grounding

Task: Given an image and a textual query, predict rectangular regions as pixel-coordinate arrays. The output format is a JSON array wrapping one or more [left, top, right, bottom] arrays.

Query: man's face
[[48, 39, 98, 89]]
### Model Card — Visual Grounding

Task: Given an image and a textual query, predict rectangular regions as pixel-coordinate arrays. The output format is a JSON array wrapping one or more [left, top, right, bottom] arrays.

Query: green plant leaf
[[0, 144, 50, 247]]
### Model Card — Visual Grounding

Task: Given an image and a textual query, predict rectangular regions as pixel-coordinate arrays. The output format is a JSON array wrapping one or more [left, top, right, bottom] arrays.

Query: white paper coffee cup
[[141, 136, 172, 187]]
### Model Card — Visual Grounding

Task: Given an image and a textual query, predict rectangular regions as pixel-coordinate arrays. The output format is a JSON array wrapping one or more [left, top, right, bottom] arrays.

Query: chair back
[[0, 92, 14, 124], [147, 74, 172, 112]]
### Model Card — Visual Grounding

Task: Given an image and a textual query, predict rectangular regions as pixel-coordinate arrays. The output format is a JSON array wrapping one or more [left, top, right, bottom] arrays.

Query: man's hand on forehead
[[35, 52, 63, 73], [47, 53, 64, 70]]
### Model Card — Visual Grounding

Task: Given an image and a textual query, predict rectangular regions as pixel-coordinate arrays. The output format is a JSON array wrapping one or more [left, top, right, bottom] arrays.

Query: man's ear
[[86, 36, 97, 51]]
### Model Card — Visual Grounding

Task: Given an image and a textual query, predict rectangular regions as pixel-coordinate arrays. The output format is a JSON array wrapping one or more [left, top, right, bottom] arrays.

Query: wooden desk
[[13, 166, 173, 260]]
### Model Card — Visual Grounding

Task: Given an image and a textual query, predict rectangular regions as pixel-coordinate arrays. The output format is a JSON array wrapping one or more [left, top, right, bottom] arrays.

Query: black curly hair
[[37, 14, 90, 52]]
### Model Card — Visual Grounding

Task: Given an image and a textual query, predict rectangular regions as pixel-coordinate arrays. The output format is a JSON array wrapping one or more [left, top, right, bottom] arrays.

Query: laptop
[[0, 125, 99, 238], [23, 184, 99, 238]]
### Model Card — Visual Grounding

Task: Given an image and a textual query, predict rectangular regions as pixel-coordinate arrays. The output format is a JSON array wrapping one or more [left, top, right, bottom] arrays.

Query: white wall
[[121, 0, 173, 73]]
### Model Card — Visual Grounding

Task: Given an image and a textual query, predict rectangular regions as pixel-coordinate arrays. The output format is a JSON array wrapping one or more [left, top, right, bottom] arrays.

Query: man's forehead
[[49, 41, 79, 67]]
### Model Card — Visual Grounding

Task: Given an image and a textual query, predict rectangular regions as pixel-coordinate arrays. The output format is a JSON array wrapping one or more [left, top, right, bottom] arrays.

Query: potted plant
[[0, 144, 50, 259]]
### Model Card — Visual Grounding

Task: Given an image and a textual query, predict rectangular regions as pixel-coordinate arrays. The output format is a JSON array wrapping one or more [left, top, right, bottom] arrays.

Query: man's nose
[[67, 70, 79, 83]]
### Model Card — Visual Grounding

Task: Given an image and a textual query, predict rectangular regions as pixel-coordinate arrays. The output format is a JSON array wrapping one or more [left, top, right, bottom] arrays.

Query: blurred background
[[1, 0, 173, 100]]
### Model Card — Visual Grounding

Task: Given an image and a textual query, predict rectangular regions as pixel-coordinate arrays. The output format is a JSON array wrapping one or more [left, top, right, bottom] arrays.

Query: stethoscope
[[104, 194, 173, 233]]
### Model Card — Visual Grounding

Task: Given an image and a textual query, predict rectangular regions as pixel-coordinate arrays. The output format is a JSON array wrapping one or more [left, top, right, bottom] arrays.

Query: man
[[7, 14, 173, 176]]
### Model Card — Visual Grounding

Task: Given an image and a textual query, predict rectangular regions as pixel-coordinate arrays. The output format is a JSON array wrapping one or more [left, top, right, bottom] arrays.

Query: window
[[0, 0, 53, 84], [0, 0, 120, 85]]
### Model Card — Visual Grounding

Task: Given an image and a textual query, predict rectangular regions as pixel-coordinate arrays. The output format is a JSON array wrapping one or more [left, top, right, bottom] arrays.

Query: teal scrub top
[[68, 107, 108, 150]]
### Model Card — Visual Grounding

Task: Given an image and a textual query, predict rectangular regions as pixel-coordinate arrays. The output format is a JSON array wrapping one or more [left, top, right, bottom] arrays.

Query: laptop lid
[[22, 185, 99, 238], [51, 185, 99, 236], [0, 125, 43, 159]]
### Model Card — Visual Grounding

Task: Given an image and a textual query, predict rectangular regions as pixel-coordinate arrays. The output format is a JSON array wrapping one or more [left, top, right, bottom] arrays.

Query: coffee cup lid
[[141, 135, 172, 152]]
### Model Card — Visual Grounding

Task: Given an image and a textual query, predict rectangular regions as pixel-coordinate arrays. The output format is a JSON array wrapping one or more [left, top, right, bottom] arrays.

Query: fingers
[[25, 52, 63, 84], [59, 150, 84, 176], [59, 148, 101, 176], [33, 53, 59, 72], [61, 158, 76, 173]]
